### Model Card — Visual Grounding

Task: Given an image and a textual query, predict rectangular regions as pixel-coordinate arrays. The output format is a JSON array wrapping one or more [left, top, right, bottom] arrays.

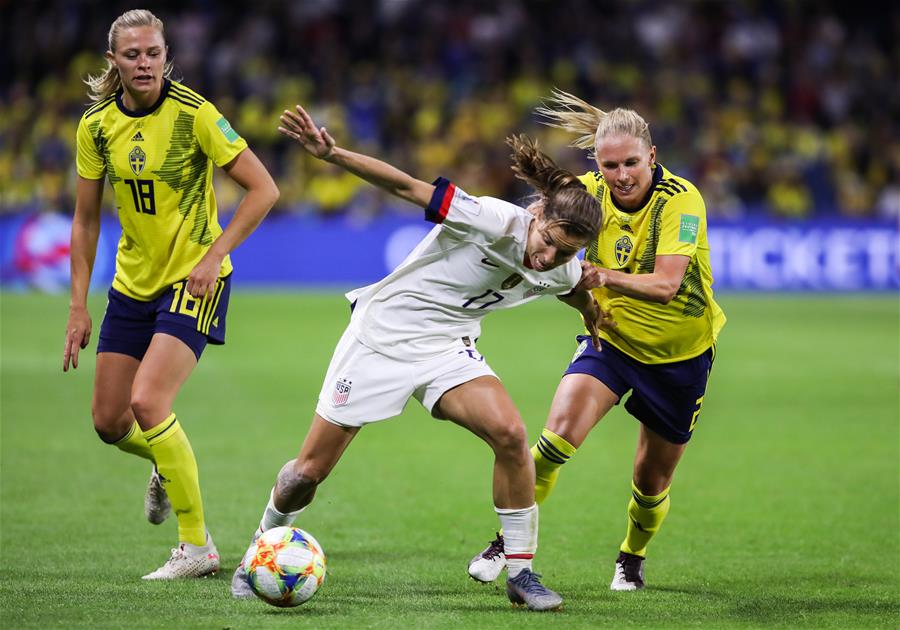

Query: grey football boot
[[231, 528, 262, 599], [506, 569, 563, 611]]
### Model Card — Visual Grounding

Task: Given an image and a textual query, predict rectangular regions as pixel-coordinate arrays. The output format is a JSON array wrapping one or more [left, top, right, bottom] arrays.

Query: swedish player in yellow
[[62, 9, 279, 580], [469, 90, 725, 591]]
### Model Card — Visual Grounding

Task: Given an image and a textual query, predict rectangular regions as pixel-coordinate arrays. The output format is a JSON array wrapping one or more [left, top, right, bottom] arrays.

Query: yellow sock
[[531, 429, 577, 504], [144, 414, 206, 546], [113, 421, 154, 461], [621, 481, 670, 557]]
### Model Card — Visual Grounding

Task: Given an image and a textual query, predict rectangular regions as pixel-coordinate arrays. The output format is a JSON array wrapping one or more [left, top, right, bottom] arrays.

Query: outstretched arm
[[278, 105, 435, 208]]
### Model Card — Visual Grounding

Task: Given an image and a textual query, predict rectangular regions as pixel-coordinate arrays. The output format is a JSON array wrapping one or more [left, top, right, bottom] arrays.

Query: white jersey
[[346, 178, 582, 361]]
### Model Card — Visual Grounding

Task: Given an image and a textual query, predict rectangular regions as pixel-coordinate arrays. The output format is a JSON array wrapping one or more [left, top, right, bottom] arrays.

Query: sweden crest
[[615, 235, 633, 266], [129, 146, 146, 176]]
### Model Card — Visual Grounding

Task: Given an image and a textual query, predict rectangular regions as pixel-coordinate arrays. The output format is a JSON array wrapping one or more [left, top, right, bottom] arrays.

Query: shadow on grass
[[229, 568, 547, 616], [223, 556, 900, 625], [633, 580, 900, 625], [724, 594, 900, 624], [243, 589, 522, 616]]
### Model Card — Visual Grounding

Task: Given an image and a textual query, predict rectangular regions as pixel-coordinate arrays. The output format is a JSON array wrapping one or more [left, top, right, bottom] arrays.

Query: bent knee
[[129, 390, 169, 426], [486, 420, 529, 456], [277, 459, 328, 493], [91, 405, 131, 443]]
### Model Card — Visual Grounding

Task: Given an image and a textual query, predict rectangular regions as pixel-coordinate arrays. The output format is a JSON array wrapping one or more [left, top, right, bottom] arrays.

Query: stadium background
[[1, 1, 898, 628], [1, 0, 897, 291]]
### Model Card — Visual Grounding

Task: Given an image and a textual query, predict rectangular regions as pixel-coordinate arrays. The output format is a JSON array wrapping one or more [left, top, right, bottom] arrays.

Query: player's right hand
[[582, 298, 616, 351], [575, 260, 607, 292], [278, 105, 337, 160], [63, 306, 92, 372]]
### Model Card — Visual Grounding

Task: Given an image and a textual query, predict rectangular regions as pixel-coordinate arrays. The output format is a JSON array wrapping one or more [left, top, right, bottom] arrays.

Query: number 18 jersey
[[346, 178, 582, 361], [75, 80, 247, 300]]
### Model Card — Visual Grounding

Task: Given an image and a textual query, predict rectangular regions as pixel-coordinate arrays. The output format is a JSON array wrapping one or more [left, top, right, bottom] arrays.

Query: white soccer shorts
[[315, 328, 497, 427]]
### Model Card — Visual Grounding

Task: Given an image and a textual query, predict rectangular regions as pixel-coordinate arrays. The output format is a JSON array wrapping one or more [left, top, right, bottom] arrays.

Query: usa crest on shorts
[[332, 378, 352, 406]]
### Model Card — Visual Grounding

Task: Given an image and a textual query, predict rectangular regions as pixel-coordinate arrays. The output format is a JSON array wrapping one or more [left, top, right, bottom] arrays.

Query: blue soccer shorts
[[97, 275, 232, 361], [564, 335, 715, 444]]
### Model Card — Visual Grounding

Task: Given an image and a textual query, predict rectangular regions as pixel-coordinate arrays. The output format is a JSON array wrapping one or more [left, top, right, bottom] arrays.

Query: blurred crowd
[[2, 0, 898, 220]]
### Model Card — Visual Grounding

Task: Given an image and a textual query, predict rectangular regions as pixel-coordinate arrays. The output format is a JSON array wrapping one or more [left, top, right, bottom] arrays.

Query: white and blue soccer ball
[[243, 526, 327, 607]]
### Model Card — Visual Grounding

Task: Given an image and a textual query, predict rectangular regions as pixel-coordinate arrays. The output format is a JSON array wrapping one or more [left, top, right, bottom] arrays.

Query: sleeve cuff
[[425, 176, 455, 224]]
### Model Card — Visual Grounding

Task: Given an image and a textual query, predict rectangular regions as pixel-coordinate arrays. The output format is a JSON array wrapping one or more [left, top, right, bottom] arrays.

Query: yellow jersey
[[75, 80, 247, 300], [579, 165, 725, 363]]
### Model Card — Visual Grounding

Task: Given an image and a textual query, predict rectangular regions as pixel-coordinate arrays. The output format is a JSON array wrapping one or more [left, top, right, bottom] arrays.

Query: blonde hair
[[507, 134, 602, 243], [535, 88, 653, 158], [84, 9, 173, 102]]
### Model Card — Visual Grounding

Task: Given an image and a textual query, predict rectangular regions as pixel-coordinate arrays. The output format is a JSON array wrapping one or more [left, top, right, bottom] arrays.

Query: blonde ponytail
[[535, 89, 607, 150], [536, 88, 653, 154], [84, 63, 121, 103]]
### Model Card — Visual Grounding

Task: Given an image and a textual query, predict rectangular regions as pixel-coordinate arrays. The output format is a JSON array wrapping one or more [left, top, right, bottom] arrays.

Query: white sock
[[259, 488, 305, 532], [496, 504, 538, 578]]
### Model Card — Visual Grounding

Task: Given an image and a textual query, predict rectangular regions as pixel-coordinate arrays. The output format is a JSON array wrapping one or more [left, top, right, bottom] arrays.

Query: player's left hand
[[186, 252, 223, 301], [63, 305, 92, 372]]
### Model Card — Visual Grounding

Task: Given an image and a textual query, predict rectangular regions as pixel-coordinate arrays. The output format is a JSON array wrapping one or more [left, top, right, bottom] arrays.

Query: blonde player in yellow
[[62, 9, 279, 579], [469, 90, 726, 591]]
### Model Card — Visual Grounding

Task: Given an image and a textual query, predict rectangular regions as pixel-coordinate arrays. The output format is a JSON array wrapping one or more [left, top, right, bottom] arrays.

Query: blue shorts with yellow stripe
[[97, 274, 231, 361], [564, 335, 715, 444]]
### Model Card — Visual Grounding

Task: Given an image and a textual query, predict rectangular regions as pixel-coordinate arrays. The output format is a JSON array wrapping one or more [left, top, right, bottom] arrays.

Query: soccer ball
[[243, 526, 327, 607]]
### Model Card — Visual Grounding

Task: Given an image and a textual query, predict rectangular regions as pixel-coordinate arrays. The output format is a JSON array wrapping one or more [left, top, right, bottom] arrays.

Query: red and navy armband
[[425, 176, 456, 224]]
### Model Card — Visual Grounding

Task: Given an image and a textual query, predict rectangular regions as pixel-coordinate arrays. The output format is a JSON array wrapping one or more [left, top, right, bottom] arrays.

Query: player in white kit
[[232, 105, 608, 611]]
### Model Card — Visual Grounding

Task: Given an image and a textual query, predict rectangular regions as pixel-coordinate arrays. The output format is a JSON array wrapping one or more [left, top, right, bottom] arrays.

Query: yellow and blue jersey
[[579, 165, 726, 364], [76, 79, 247, 300]]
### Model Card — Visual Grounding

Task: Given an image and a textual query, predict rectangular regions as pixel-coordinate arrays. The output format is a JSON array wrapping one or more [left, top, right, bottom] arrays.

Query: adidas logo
[[131, 131, 144, 142]]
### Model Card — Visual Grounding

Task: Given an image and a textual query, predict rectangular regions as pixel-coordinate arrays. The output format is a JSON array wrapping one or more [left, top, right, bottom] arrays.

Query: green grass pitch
[[1, 292, 897, 628]]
